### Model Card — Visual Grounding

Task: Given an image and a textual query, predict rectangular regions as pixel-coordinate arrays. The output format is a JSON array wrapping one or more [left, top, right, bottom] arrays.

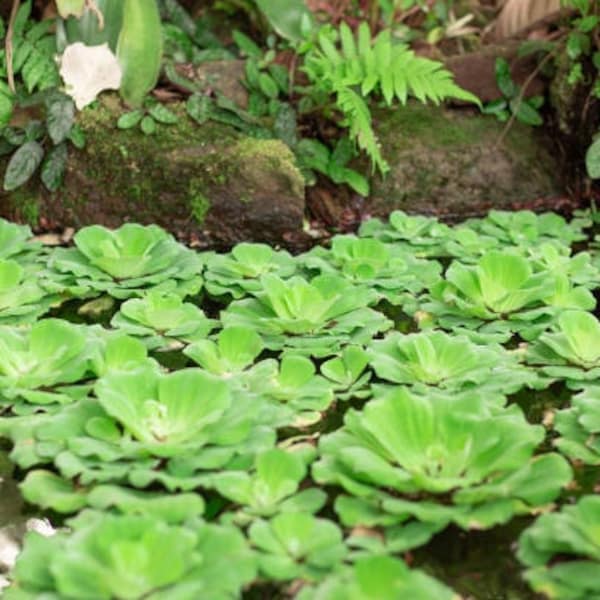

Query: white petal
[[59, 42, 122, 110]]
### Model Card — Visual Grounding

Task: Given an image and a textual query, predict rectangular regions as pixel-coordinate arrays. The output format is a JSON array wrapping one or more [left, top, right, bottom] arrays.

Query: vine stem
[[6, 0, 20, 94], [495, 47, 558, 148]]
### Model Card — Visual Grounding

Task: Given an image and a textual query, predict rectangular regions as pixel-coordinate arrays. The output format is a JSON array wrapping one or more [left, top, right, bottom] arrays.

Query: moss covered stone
[[368, 103, 562, 219], [0, 95, 305, 247]]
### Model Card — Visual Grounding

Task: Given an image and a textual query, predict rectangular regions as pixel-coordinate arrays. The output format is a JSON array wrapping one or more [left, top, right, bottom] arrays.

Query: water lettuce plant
[[420, 251, 593, 343], [554, 386, 600, 464], [209, 448, 326, 523], [300, 234, 442, 306], [320, 345, 372, 400], [313, 387, 571, 547], [527, 310, 600, 386], [297, 555, 458, 600], [358, 211, 452, 257], [517, 495, 600, 599], [204, 242, 297, 299], [465, 210, 590, 249], [0, 259, 63, 324], [49, 223, 204, 298], [368, 330, 537, 401], [2, 366, 276, 491], [221, 274, 392, 356], [249, 512, 347, 581], [5, 511, 256, 599], [111, 291, 218, 349], [0, 319, 93, 407], [184, 326, 264, 379], [0, 218, 40, 260]]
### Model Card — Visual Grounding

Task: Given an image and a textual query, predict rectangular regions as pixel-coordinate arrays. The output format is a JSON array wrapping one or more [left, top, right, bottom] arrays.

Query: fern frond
[[336, 87, 388, 175]]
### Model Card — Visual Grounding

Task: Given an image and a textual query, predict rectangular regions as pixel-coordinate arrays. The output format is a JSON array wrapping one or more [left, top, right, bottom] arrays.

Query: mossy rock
[[367, 104, 563, 219], [0, 96, 305, 247]]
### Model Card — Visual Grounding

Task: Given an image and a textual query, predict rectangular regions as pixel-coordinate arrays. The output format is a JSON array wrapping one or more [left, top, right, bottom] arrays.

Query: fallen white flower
[[60, 42, 122, 110]]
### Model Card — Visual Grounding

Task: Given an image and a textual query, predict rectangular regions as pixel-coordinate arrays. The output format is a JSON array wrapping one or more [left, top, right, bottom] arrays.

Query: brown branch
[[6, 0, 20, 94]]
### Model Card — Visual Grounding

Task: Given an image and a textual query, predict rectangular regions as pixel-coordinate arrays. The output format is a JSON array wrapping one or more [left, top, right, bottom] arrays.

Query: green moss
[[9, 189, 39, 226], [188, 181, 211, 224]]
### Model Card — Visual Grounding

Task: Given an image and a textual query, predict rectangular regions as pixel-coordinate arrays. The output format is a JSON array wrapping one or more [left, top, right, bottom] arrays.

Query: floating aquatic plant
[[221, 274, 392, 356], [111, 291, 218, 349], [518, 495, 600, 599], [358, 210, 452, 257], [368, 330, 537, 402], [313, 387, 571, 547], [554, 386, 600, 465], [300, 234, 441, 306], [297, 555, 458, 600], [420, 251, 593, 343], [204, 242, 297, 299], [249, 512, 347, 581], [5, 511, 256, 599], [49, 223, 204, 299]]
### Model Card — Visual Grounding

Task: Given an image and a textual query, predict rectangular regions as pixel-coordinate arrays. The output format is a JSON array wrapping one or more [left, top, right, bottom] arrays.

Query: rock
[[175, 60, 249, 109], [444, 43, 545, 103], [0, 96, 305, 248], [366, 103, 564, 219]]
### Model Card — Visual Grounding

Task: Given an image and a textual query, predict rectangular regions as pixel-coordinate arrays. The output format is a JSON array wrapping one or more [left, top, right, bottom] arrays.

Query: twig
[[6, 0, 20, 94], [495, 48, 558, 148]]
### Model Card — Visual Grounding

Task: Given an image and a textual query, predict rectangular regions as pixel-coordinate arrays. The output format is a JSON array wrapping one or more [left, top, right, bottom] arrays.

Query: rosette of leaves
[[297, 555, 458, 600], [368, 330, 538, 402], [313, 388, 572, 547], [443, 225, 502, 262], [248, 512, 347, 581], [527, 244, 600, 289], [0, 319, 93, 407], [209, 448, 326, 524], [420, 251, 592, 343], [221, 274, 392, 357], [253, 354, 337, 426], [320, 346, 372, 401], [464, 210, 589, 249], [0, 218, 41, 260], [517, 495, 600, 599], [5, 511, 256, 599], [111, 291, 218, 349], [184, 326, 265, 381], [553, 386, 600, 465], [526, 311, 600, 386], [49, 223, 204, 299], [0, 258, 63, 324], [299, 235, 442, 306], [204, 242, 297, 299], [3, 366, 276, 491], [358, 211, 452, 257]]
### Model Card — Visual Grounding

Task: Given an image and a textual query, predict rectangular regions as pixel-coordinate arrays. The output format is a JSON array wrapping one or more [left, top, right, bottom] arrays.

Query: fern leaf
[[336, 87, 389, 175]]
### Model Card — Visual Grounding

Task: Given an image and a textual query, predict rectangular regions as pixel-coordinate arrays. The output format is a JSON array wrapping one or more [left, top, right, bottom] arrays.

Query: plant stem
[[6, 0, 20, 94]]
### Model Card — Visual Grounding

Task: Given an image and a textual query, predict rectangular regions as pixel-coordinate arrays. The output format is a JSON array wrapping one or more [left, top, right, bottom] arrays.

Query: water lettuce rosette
[[49, 223, 204, 299], [221, 273, 392, 357], [517, 495, 600, 600], [313, 387, 572, 549]]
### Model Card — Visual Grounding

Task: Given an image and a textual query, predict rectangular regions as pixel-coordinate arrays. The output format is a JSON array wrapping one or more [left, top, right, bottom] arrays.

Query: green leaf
[[117, 110, 144, 129], [41, 142, 68, 192], [255, 0, 313, 42], [0, 93, 14, 127], [258, 73, 280, 99], [68, 123, 86, 148], [3, 141, 44, 191], [140, 115, 157, 135], [46, 94, 75, 144], [148, 103, 179, 124], [186, 93, 211, 124], [586, 137, 600, 178], [20, 470, 88, 512]]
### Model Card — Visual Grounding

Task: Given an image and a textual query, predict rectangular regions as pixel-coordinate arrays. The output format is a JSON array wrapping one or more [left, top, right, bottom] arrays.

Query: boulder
[[0, 96, 305, 248], [366, 103, 564, 219]]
